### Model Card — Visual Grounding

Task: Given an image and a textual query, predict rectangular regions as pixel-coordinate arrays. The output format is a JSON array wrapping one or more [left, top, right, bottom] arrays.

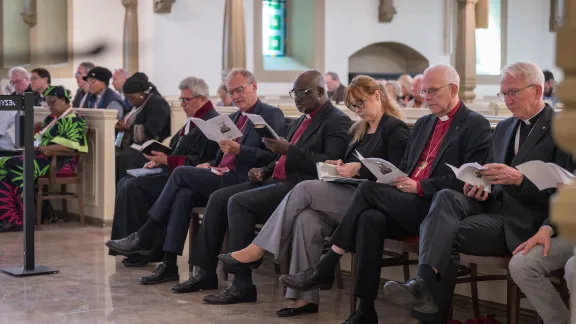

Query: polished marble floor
[[0, 224, 532, 324]]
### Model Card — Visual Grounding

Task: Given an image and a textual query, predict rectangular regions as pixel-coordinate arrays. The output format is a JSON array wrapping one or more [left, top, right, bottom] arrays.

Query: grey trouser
[[509, 237, 574, 324], [253, 180, 356, 304]]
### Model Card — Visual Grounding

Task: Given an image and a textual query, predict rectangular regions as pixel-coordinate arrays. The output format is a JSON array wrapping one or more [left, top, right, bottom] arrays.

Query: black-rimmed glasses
[[346, 97, 367, 111], [289, 87, 316, 99], [226, 81, 254, 96], [497, 85, 535, 100], [179, 95, 203, 104], [419, 84, 452, 98]]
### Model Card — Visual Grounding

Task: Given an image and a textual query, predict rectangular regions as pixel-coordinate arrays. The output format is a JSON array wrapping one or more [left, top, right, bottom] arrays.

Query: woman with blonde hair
[[397, 74, 414, 105], [219, 75, 410, 318]]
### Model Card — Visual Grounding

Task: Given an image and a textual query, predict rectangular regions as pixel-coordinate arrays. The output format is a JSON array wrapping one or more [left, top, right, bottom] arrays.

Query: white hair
[[501, 61, 545, 92], [8, 66, 30, 80], [413, 74, 424, 82], [225, 68, 256, 86], [385, 81, 402, 97], [114, 67, 128, 77], [178, 77, 209, 98], [423, 64, 460, 88]]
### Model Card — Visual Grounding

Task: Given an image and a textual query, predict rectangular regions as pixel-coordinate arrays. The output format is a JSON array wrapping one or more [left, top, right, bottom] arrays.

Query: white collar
[[522, 105, 545, 125], [305, 114, 312, 119], [438, 115, 449, 122]]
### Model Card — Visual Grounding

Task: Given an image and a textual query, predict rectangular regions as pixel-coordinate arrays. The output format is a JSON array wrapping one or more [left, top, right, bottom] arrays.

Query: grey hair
[[385, 81, 402, 97], [8, 66, 30, 80], [325, 71, 340, 81], [114, 67, 128, 77], [501, 61, 545, 91], [397, 74, 413, 91], [423, 64, 460, 88], [79, 61, 95, 71], [225, 68, 256, 86], [178, 77, 209, 98]]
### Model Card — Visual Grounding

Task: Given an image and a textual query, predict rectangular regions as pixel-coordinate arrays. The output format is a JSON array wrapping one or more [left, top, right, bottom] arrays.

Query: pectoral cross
[[414, 161, 428, 177]]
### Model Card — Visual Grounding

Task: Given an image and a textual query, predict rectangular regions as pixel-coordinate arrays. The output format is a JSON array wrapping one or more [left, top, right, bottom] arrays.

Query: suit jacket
[[488, 104, 574, 251], [168, 106, 220, 168], [130, 93, 171, 145], [345, 115, 411, 180], [399, 102, 492, 199], [211, 99, 286, 182], [72, 89, 88, 108], [12, 85, 41, 107], [328, 84, 346, 104], [261, 100, 352, 183]]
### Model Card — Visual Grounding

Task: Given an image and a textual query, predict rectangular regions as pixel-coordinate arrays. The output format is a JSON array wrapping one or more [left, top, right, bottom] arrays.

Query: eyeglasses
[[346, 97, 367, 111], [179, 95, 202, 104], [10, 78, 24, 85], [497, 85, 535, 100], [419, 84, 452, 98], [289, 88, 316, 99], [226, 81, 253, 96]]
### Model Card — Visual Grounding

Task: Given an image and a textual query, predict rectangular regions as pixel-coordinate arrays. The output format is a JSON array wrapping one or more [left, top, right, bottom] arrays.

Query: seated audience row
[[104, 62, 571, 324]]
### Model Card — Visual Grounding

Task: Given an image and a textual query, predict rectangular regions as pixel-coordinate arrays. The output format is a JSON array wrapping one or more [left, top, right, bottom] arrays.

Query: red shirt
[[217, 104, 255, 171], [167, 101, 216, 173], [272, 107, 322, 180], [411, 101, 461, 195]]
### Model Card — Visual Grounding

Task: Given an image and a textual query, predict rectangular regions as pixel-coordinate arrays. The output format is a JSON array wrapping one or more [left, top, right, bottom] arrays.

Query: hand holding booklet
[[353, 151, 406, 184], [242, 113, 280, 139], [515, 160, 574, 190], [446, 162, 491, 193], [126, 168, 164, 178], [189, 115, 243, 142], [316, 162, 366, 184], [131, 140, 172, 155]]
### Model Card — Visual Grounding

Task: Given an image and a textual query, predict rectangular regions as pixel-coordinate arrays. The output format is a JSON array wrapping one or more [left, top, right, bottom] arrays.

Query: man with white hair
[[382, 61, 574, 324], [112, 68, 132, 114], [9, 67, 41, 105], [407, 74, 427, 108], [282, 64, 493, 323]]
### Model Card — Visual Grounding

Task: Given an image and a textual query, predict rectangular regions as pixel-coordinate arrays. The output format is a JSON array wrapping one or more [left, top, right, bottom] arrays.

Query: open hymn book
[[189, 115, 243, 142], [515, 160, 574, 190], [316, 162, 366, 184], [354, 151, 407, 184], [446, 163, 491, 193]]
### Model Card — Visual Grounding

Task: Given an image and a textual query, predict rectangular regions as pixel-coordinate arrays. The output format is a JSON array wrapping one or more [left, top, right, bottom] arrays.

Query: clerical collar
[[522, 105, 545, 125], [305, 104, 323, 119], [438, 101, 461, 122]]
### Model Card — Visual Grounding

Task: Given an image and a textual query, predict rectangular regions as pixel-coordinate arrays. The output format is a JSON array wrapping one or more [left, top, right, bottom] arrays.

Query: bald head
[[422, 64, 461, 116], [292, 70, 328, 114]]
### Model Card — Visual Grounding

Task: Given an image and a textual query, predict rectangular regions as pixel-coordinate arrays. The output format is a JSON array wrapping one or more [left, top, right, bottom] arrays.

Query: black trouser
[[331, 181, 431, 299], [190, 178, 295, 274], [139, 166, 241, 255], [415, 189, 510, 324]]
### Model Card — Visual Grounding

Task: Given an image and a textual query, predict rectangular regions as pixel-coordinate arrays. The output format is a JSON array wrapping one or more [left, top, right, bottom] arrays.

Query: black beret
[[83, 67, 112, 86], [123, 72, 151, 94]]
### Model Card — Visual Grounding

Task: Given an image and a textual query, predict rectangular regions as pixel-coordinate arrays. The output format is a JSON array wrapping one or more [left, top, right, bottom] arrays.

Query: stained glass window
[[262, 0, 286, 57]]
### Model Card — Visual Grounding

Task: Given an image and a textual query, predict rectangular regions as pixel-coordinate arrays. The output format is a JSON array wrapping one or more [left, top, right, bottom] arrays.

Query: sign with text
[[0, 95, 23, 110]]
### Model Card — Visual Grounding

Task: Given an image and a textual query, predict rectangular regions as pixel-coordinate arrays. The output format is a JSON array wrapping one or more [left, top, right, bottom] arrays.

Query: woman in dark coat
[[115, 72, 171, 183], [110, 76, 220, 266]]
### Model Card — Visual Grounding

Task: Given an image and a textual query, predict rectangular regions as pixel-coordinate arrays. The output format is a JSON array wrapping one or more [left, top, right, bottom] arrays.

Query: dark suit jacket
[[13, 85, 41, 107], [211, 99, 286, 182], [261, 100, 352, 183], [399, 102, 493, 199], [488, 104, 574, 251], [345, 115, 411, 180], [72, 89, 88, 108], [169, 106, 220, 167], [130, 93, 171, 145]]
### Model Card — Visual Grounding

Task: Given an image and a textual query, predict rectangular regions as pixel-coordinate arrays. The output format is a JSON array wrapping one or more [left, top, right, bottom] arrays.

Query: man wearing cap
[[84, 66, 125, 119]]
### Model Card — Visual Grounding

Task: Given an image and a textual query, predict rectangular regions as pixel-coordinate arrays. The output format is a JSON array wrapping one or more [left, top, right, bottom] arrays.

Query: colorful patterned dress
[[0, 112, 88, 231]]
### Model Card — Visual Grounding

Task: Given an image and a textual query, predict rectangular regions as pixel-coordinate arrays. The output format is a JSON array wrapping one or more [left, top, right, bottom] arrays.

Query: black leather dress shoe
[[276, 303, 319, 317], [106, 233, 153, 256], [382, 277, 437, 314], [202, 285, 257, 304], [170, 274, 219, 293], [343, 309, 378, 324], [279, 266, 335, 291], [139, 264, 179, 285], [217, 253, 263, 269]]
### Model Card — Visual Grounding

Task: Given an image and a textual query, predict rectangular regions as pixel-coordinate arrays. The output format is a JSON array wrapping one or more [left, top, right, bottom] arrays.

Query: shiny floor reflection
[[0, 224, 531, 323]]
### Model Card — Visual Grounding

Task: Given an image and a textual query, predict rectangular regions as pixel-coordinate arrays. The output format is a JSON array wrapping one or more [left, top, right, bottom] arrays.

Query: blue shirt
[[0, 111, 16, 151]]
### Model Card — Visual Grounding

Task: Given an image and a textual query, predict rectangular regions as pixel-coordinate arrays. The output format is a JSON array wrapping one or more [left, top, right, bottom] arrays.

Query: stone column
[[549, 1, 576, 319], [454, 0, 478, 103], [475, 0, 489, 28], [122, 0, 139, 75], [222, 0, 246, 75]]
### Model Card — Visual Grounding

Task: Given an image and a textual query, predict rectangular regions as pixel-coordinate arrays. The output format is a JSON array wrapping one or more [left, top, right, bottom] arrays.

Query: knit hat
[[83, 67, 112, 86]]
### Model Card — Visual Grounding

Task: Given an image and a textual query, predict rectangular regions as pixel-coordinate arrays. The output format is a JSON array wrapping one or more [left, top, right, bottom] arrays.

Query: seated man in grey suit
[[190, 70, 352, 304], [105, 69, 286, 285], [382, 61, 575, 324]]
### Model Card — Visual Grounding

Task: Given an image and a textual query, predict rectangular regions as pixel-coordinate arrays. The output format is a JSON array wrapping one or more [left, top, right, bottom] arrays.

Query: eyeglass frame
[[226, 81, 254, 97], [496, 85, 535, 100], [178, 95, 203, 104], [288, 87, 318, 99], [346, 96, 367, 111], [419, 84, 452, 98]]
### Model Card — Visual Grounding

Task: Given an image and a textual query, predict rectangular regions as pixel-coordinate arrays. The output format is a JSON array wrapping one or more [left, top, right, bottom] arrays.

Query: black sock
[[316, 250, 343, 275], [136, 218, 160, 244], [358, 297, 375, 313], [198, 267, 217, 279], [163, 252, 177, 269], [417, 264, 439, 284], [232, 268, 253, 290]]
